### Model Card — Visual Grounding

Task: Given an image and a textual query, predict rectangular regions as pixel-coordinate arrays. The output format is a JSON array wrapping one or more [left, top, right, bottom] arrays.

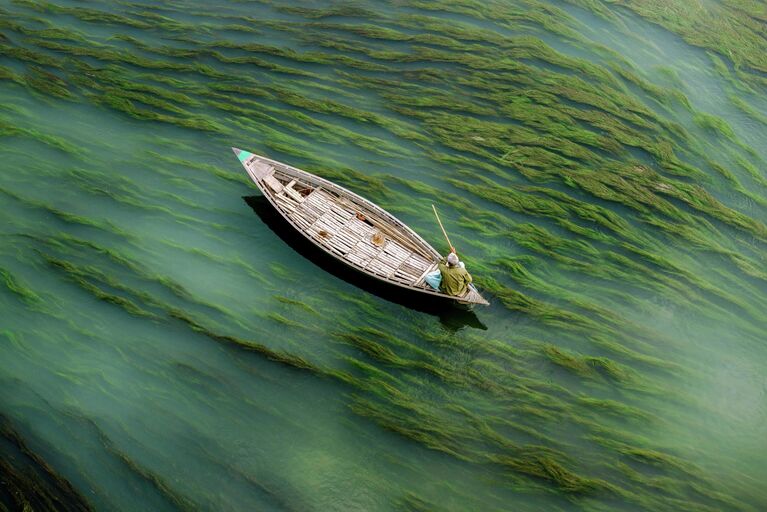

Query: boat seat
[[283, 180, 305, 203], [251, 162, 275, 180], [263, 174, 283, 194]]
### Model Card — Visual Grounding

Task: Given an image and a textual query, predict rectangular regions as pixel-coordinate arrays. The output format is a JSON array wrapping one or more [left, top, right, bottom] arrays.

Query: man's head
[[447, 252, 459, 267]]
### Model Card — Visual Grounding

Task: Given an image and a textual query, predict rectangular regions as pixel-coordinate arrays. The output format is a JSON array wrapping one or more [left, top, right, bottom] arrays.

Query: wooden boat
[[232, 148, 489, 306]]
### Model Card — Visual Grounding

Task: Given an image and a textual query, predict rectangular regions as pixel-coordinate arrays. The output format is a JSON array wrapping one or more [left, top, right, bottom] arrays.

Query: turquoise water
[[1, 1, 766, 510]]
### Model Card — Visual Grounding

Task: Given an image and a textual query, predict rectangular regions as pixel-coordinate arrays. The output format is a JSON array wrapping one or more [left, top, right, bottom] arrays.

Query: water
[[1, 1, 766, 510]]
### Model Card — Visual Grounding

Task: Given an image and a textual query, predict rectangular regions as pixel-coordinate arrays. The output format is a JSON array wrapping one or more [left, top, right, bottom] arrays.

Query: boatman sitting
[[438, 248, 472, 297]]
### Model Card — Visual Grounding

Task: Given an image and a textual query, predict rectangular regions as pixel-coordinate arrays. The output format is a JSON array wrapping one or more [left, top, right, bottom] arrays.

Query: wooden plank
[[330, 241, 350, 252], [339, 237, 361, 249], [406, 256, 431, 270], [291, 212, 312, 230], [329, 210, 351, 223], [328, 245, 347, 257], [252, 162, 274, 180], [339, 226, 363, 238], [329, 204, 353, 218], [345, 251, 370, 266], [378, 266, 397, 278], [355, 243, 378, 258], [334, 232, 359, 246], [316, 213, 342, 230], [299, 209, 319, 224], [347, 220, 373, 236], [367, 253, 397, 274], [336, 229, 356, 240], [290, 215, 311, 230], [317, 190, 339, 203], [275, 198, 297, 213], [414, 263, 438, 286], [384, 242, 410, 258], [376, 252, 400, 266], [397, 265, 420, 278], [277, 202, 296, 214], [388, 246, 426, 283], [264, 175, 283, 193], [284, 185, 305, 203], [331, 241, 353, 253], [307, 197, 330, 212], [393, 267, 417, 279]]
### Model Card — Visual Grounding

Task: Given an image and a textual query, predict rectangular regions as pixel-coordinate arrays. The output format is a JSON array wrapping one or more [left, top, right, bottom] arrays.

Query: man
[[438, 248, 472, 297]]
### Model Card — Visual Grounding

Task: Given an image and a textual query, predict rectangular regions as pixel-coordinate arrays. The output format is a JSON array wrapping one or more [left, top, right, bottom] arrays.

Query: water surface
[[1, 1, 765, 510]]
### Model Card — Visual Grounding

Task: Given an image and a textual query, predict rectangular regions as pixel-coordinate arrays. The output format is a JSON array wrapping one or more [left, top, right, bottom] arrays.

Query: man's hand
[[450, 246, 456, 253]]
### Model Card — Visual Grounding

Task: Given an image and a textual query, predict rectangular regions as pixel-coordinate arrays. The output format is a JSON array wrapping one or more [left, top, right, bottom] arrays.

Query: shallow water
[[1, 1, 766, 511]]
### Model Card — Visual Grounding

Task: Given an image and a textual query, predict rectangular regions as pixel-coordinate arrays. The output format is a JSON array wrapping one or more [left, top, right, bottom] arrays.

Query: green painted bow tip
[[232, 147, 253, 163]]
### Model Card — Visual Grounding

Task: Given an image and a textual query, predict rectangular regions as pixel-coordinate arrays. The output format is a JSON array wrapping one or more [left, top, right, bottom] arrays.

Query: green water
[[1, 1, 765, 510]]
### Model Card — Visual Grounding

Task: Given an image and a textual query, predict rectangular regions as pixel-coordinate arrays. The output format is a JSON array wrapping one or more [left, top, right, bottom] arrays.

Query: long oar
[[431, 204, 453, 252]]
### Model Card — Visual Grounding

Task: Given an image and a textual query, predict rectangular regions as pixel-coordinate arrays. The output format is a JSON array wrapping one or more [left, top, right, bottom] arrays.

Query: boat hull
[[233, 148, 489, 306]]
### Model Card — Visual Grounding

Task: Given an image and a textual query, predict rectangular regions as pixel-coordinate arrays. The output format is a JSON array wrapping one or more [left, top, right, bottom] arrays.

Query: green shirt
[[438, 258, 473, 297]]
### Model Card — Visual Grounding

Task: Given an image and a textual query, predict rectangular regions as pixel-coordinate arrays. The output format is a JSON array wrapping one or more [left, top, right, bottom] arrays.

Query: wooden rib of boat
[[232, 148, 489, 306]]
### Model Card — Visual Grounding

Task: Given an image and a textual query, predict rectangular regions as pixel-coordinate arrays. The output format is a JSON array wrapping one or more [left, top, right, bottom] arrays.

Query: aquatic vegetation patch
[[576, 397, 651, 421], [41, 253, 161, 320], [693, 112, 736, 141], [22, 65, 72, 99], [0, 414, 94, 511], [0, 117, 83, 155], [273, 295, 319, 315], [0, 266, 40, 305], [571, 0, 767, 88]]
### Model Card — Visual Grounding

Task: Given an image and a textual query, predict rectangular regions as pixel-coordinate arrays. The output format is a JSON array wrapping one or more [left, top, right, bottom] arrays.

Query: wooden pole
[[431, 204, 453, 251]]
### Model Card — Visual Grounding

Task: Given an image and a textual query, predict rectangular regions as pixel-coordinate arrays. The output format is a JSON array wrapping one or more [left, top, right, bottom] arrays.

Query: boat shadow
[[243, 196, 487, 331]]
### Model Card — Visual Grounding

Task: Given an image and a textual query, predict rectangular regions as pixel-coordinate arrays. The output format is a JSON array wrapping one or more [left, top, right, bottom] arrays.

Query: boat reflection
[[243, 196, 487, 331]]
